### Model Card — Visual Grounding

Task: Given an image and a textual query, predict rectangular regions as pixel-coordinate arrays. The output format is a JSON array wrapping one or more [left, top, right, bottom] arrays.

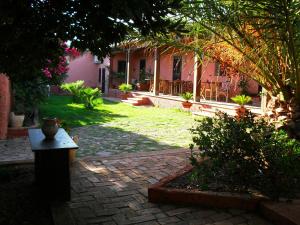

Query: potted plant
[[180, 92, 193, 109], [10, 112, 25, 128], [118, 83, 133, 100], [10, 85, 26, 127], [231, 95, 252, 118]]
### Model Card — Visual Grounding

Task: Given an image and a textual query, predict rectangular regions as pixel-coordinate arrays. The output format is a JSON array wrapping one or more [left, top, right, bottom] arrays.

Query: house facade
[[64, 46, 261, 107], [109, 46, 261, 106], [65, 52, 110, 94]]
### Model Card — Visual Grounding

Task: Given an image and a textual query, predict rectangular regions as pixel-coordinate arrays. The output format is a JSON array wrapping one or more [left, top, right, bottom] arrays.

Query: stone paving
[[0, 137, 273, 225], [0, 137, 33, 163], [0, 125, 185, 163], [68, 149, 272, 225], [71, 125, 182, 158], [0, 123, 185, 163]]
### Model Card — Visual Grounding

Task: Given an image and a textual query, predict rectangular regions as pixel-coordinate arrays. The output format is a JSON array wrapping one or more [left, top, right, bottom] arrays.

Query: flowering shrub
[[42, 43, 80, 80], [42, 56, 68, 79], [65, 47, 81, 58]]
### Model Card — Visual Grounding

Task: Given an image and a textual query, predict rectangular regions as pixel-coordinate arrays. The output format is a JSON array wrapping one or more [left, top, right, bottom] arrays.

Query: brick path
[[68, 149, 272, 225], [0, 137, 33, 163], [0, 137, 273, 224]]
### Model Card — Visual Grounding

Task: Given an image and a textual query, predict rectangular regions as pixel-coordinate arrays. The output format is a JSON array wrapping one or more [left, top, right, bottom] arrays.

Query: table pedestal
[[34, 149, 71, 201]]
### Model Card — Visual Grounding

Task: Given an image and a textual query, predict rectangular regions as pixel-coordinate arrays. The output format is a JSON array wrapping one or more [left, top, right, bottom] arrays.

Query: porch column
[[126, 48, 130, 84], [193, 52, 202, 102], [153, 48, 160, 95], [261, 87, 267, 113]]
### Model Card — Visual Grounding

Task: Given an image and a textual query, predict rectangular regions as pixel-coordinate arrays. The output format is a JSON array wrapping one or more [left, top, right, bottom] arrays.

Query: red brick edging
[[148, 165, 299, 225], [259, 201, 300, 225], [148, 165, 266, 211]]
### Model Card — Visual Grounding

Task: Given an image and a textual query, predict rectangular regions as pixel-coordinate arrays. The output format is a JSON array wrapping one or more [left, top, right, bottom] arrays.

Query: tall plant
[[175, 0, 300, 137]]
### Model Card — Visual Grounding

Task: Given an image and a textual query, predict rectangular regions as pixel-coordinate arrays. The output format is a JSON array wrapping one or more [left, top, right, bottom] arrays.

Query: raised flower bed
[[149, 111, 300, 225], [148, 164, 267, 211], [148, 164, 300, 225]]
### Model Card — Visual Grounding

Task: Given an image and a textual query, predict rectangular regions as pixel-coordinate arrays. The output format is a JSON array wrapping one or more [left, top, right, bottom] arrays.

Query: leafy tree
[[0, 0, 183, 82]]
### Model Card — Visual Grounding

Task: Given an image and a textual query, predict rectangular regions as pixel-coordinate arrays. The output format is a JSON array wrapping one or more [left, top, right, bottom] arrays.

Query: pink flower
[[42, 68, 52, 78], [65, 47, 81, 58]]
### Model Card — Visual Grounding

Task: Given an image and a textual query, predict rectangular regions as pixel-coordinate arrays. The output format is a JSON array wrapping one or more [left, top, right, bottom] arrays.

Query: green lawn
[[39, 95, 200, 156]]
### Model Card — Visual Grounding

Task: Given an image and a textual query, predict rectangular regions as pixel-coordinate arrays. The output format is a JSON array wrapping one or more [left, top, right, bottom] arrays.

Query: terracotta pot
[[10, 112, 25, 128], [41, 118, 59, 140], [120, 92, 129, 100], [235, 106, 248, 118], [182, 101, 193, 109]]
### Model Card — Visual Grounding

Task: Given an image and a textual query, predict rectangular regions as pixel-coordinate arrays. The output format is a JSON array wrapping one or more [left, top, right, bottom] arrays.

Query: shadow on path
[[71, 125, 183, 158]]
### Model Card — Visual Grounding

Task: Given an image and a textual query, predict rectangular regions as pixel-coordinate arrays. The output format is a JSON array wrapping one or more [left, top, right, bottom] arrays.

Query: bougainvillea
[[42, 44, 80, 80], [65, 47, 81, 58]]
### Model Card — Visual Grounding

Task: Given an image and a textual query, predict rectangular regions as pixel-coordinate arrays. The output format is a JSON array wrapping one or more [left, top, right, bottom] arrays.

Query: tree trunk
[[264, 94, 300, 140]]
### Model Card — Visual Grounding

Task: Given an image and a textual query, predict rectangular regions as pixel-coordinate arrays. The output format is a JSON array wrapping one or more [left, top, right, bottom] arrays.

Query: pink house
[[109, 46, 261, 106], [65, 52, 110, 94]]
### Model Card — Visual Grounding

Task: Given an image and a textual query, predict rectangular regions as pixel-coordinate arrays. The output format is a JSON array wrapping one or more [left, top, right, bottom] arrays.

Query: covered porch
[[131, 90, 263, 116], [109, 46, 265, 108]]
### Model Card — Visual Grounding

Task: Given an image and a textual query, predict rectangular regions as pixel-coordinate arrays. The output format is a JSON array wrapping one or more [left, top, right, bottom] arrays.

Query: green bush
[[190, 112, 300, 199], [180, 92, 193, 101], [60, 81, 102, 109], [60, 80, 84, 103], [118, 83, 132, 93], [231, 95, 252, 106], [79, 87, 102, 110]]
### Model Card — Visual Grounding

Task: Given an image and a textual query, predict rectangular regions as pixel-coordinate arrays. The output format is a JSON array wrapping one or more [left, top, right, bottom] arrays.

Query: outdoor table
[[28, 128, 78, 201]]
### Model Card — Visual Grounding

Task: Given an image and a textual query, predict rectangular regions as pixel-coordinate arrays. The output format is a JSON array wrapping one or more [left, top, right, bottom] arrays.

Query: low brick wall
[[7, 127, 29, 139], [0, 74, 11, 139]]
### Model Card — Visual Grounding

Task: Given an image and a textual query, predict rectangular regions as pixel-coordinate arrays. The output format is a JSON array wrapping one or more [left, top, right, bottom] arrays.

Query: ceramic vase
[[41, 118, 59, 140]]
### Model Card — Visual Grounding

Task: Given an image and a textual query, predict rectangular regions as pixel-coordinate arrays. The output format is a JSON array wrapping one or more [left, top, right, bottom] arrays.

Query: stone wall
[[0, 74, 11, 139]]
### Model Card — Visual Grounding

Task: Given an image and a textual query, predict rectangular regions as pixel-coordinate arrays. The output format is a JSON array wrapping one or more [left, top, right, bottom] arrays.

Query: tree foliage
[[179, 0, 300, 104], [0, 0, 183, 82]]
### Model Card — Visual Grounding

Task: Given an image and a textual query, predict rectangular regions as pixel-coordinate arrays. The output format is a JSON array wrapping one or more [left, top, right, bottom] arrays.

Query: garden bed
[[148, 165, 267, 211], [148, 165, 300, 225], [0, 164, 54, 225]]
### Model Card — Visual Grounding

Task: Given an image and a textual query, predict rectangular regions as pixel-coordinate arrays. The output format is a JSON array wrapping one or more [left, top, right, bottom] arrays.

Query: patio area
[[0, 140, 272, 225], [66, 149, 272, 225]]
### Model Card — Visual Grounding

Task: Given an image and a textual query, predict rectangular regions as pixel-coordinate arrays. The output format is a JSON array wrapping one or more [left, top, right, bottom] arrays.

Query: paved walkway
[[68, 150, 272, 225], [0, 137, 33, 163], [70, 125, 181, 158], [0, 128, 182, 163], [0, 138, 273, 224]]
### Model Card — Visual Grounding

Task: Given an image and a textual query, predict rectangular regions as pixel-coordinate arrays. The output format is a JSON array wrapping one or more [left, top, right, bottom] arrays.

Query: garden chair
[[159, 80, 170, 94], [216, 81, 230, 102], [204, 82, 218, 100], [171, 80, 182, 95]]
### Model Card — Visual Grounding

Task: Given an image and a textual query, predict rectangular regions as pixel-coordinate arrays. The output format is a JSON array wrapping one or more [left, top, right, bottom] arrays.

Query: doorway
[[99, 68, 106, 93], [173, 56, 182, 80]]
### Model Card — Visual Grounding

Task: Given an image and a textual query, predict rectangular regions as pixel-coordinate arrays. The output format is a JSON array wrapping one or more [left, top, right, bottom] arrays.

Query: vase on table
[[41, 118, 59, 140]]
